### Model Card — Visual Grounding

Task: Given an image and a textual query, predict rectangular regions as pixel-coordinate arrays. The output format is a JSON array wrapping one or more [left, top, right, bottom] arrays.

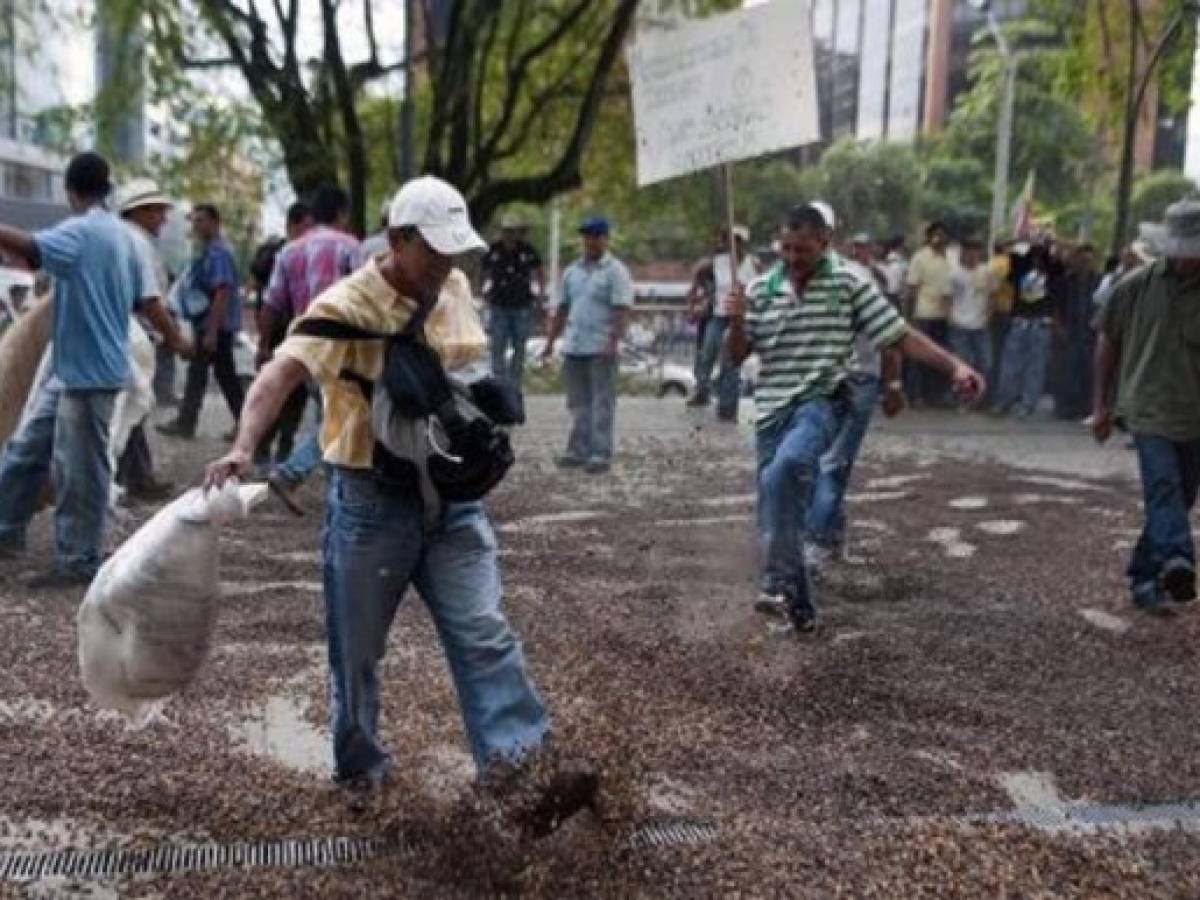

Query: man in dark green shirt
[[1093, 199, 1200, 613]]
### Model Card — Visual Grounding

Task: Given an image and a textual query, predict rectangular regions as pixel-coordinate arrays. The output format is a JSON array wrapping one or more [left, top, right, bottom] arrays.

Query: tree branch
[[469, 0, 638, 225]]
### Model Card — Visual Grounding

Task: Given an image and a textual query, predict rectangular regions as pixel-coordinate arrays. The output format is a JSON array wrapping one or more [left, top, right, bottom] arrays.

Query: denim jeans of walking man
[[205, 176, 597, 831]]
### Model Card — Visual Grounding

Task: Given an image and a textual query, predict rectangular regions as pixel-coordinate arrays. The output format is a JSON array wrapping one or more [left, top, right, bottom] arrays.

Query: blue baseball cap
[[578, 216, 611, 236]]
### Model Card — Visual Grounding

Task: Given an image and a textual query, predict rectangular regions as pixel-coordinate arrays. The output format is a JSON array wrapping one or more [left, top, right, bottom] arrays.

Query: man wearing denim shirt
[[158, 203, 244, 439], [204, 176, 597, 828], [0, 152, 187, 587], [1093, 199, 1200, 615], [542, 216, 634, 474]]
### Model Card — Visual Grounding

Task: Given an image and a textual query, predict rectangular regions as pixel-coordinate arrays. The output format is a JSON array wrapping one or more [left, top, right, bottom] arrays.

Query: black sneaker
[[555, 454, 586, 469], [787, 596, 819, 633], [584, 458, 611, 475], [1161, 559, 1197, 603], [685, 390, 711, 408], [155, 420, 195, 439]]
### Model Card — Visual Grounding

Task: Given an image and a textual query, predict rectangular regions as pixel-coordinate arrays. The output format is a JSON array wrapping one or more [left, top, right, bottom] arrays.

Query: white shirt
[[948, 263, 994, 330], [713, 252, 760, 317]]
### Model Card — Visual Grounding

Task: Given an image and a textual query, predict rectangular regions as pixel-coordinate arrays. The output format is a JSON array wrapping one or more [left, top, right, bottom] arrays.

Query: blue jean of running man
[[806, 374, 880, 549], [0, 379, 116, 576], [994, 318, 1052, 416], [562, 354, 617, 464], [489, 306, 535, 389], [274, 386, 323, 486], [756, 397, 843, 607], [323, 467, 549, 780], [695, 316, 741, 417], [1128, 434, 1200, 610]]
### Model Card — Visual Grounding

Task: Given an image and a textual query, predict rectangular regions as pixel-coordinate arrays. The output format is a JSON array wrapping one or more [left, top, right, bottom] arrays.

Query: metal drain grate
[[0, 834, 404, 881], [627, 819, 719, 850], [0, 819, 719, 881]]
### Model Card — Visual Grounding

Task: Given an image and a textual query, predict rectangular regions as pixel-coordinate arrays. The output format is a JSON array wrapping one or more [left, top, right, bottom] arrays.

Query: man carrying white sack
[[205, 176, 598, 830], [0, 153, 189, 588]]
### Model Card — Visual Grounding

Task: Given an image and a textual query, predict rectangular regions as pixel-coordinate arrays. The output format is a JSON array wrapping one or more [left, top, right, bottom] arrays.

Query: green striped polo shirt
[[745, 253, 908, 428]]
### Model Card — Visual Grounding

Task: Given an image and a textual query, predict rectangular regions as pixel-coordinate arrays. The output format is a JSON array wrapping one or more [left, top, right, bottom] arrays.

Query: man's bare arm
[[204, 356, 309, 489], [0, 225, 38, 266], [140, 298, 193, 357], [897, 328, 985, 404]]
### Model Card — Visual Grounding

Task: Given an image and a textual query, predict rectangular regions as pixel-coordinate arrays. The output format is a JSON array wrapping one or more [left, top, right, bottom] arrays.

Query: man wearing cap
[[0, 152, 184, 586], [1093, 199, 1200, 615], [258, 184, 360, 506], [203, 176, 597, 827], [113, 179, 192, 502], [727, 203, 985, 633], [482, 215, 545, 389], [543, 216, 634, 473], [157, 203, 244, 440], [686, 225, 759, 420]]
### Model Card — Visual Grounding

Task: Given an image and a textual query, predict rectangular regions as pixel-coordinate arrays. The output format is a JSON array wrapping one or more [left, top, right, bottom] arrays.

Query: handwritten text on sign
[[627, 1, 819, 186]]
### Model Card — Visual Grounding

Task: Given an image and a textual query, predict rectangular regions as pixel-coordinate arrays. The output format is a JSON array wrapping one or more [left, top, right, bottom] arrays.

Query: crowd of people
[[1, 148, 1199, 833]]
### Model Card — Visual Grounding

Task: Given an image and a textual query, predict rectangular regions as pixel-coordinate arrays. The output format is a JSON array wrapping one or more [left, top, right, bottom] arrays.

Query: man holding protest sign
[[727, 204, 986, 634]]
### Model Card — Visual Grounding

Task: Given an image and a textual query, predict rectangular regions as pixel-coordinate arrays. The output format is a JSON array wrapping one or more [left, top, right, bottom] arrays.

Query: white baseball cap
[[810, 200, 836, 230], [388, 176, 487, 256], [113, 178, 174, 214]]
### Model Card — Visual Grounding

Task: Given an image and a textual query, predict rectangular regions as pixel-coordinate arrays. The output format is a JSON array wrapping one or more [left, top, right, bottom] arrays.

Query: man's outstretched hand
[[950, 364, 986, 406]]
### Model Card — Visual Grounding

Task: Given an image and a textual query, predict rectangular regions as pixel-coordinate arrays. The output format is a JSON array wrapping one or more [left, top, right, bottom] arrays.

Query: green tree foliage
[[1130, 168, 1199, 227]]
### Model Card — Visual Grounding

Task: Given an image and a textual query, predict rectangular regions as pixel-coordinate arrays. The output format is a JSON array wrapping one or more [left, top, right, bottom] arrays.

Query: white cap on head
[[810, 200, 836, 230], [113, 178, 174, 215], [388, 176, 487, 256]]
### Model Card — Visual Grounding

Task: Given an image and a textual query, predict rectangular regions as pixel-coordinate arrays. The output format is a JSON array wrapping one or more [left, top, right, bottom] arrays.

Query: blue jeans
[[994, 318, 1052, 416], [274, 387, 323, 485], [757, 398, 842, 605], [948, 326, 992, 386], [489, 306, 534, 388], [0, 379, 116, 576], [806, 374, 880, 549], [563, 354, 617, 463], [323, 468, 550, 779], [1128, 434, 1200, 609], [695, 316, 741, 416]]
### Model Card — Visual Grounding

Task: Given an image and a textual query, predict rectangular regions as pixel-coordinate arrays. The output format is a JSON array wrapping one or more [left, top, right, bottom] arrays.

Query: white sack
[[109, 319, 157, 466], [0, 296, 52, 449], [77, 481, 268, 724]]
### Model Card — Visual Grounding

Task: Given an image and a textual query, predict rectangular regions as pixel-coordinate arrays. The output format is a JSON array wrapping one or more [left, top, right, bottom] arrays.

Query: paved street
[[2, 395, 1199, 896]]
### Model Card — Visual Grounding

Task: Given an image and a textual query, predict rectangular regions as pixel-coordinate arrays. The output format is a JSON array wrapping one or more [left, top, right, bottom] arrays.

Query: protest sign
[[627, 1, 819, 187]]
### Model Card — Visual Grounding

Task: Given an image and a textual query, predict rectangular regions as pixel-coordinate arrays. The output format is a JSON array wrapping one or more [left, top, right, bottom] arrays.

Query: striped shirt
[[745, 253, 908, 427]]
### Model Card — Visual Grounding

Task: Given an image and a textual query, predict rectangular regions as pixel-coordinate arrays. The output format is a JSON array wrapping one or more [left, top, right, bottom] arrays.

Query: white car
[[525, 337, 696, 398]]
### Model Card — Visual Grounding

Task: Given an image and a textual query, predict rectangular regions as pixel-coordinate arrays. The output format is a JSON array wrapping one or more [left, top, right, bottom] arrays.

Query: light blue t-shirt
[[34, 206, 150, 390], [558, 253, 635, 356], [191, 238, 242, 332]]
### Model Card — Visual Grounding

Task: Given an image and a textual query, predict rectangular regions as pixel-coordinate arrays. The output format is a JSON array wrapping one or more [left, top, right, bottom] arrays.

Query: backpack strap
[[289, 297, 438, 401]]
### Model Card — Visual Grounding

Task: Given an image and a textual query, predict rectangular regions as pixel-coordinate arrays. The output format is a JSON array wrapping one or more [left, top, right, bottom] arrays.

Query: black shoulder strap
[[289, 296, 438, 402]]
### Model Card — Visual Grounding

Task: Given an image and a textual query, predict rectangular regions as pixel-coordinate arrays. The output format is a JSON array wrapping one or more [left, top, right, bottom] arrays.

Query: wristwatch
[[885, 380, 904, 392]]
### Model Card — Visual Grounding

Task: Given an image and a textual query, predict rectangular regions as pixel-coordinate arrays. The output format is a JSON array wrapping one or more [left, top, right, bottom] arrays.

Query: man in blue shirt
[[542, 216, 634, 474], [0, 152, 186, 587], [158, 203, 245, 439]]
